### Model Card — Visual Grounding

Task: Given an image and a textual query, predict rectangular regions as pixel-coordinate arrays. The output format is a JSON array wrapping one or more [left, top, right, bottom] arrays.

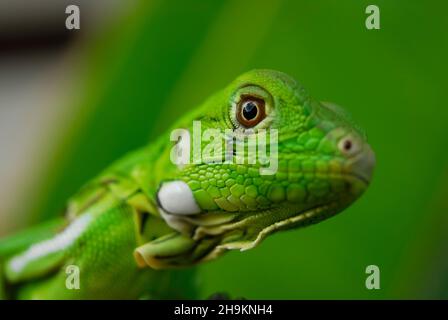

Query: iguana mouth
[[347, 173, 370, 185]]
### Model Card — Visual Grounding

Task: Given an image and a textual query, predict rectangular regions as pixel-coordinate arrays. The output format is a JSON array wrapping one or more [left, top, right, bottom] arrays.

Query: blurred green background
[[1, 0, 448, 299]]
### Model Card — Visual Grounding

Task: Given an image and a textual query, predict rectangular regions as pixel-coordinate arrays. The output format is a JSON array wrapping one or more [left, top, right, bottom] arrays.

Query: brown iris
[[236, 95, 266, 127]]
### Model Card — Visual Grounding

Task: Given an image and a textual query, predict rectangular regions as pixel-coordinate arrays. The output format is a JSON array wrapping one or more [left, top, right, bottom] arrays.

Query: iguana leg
[[0, 217, 66, 258], [3, 216, 78, 284], [0, 217, 66, 299]]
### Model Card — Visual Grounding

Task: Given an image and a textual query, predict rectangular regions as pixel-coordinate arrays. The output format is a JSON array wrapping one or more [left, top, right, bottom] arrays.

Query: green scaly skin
[[0, 70, 375, 299]]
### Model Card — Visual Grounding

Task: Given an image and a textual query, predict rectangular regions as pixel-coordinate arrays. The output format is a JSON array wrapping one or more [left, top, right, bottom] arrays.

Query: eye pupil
[[242, 101, 258, 120]]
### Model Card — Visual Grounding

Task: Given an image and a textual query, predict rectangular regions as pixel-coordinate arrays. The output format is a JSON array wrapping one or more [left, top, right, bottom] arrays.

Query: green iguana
[[0, 69, 375, 299]]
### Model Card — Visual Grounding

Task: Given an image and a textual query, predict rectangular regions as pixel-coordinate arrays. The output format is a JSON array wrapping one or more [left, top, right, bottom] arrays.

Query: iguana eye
[[236, 96, 266, 127]]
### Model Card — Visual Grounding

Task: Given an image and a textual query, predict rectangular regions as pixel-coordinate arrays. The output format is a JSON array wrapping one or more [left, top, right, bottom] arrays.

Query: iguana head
[[135, 69, 375, 269]]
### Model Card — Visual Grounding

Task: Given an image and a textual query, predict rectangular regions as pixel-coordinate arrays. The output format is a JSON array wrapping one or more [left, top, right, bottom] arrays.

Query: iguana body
[[0, 70, 375, 299]]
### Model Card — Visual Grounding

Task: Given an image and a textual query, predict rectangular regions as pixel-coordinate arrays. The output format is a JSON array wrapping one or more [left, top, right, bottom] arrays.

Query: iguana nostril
[[338, 136, 361, 157], [343, 139, 352, 152]]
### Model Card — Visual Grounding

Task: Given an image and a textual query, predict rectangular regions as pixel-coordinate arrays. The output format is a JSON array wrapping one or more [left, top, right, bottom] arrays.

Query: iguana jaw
[[194, 174, 367, 257], [135, 200, 346, 270], [138, 174, 366, 269], [199, 202, 342, 254]]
